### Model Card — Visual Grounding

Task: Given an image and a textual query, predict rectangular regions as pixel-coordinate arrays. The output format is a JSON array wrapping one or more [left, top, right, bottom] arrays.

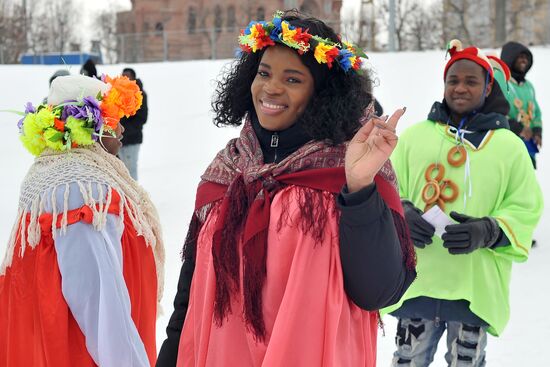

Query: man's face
[[513, 53, 529, 73], [444, 59, 492, 118]]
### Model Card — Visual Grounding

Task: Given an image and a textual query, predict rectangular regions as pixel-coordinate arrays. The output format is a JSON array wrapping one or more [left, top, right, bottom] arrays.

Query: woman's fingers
[[367, 127, 398, 144], [386, 107, 406, 130], [351, 115, 387, 143]]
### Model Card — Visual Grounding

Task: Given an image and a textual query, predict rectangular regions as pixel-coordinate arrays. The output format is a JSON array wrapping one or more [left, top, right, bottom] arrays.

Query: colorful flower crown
[[17, 74, 142, 156], [238, 11, 366, 72]]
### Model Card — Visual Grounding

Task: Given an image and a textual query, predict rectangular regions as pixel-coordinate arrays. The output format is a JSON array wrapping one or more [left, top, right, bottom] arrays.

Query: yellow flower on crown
[[281, 22, 297, 43], [314, 42, 333, 64]]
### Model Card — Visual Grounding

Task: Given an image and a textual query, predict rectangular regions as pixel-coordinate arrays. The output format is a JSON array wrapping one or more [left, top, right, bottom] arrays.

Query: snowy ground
[[0, 48, 548, 366]]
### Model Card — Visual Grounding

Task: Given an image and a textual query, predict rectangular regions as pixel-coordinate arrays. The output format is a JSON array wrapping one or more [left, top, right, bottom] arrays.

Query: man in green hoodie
[[384, 40, 543, 367], [501, 41, 542, 168]]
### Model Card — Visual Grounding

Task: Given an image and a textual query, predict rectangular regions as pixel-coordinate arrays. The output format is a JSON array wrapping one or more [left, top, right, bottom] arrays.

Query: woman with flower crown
[[156, 10, 416, 367], [0, 74, 164, 367]]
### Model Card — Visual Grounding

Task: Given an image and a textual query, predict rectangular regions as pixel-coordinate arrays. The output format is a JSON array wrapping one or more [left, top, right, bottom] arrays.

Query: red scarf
[[183, 119, 415, 341]]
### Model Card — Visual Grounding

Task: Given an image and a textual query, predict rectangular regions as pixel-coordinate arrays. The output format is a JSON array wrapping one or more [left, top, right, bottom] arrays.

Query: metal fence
[[117, 27, 242, 63], [0, 21, 340, 64], [116, 22, 337, 63]]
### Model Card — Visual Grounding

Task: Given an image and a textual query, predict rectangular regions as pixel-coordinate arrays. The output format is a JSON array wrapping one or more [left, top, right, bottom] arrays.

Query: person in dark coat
[[80, 59, 98, 79], [118, 67, 148, 180]]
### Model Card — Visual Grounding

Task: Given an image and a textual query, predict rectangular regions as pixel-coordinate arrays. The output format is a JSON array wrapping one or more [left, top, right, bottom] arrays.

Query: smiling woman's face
[[251, 45, 315, 131]]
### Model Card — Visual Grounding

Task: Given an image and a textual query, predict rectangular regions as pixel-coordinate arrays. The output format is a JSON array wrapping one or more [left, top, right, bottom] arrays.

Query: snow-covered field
[[0, 48, 548, 366]]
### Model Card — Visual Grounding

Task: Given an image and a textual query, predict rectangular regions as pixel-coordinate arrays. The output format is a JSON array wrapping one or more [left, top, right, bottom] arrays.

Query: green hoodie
[[507, 79, 542, 130]]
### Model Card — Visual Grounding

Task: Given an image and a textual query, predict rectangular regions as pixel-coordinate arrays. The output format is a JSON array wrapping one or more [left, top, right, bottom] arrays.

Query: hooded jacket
[[500, 42, 542, 138], [501, 42, 532, 82]]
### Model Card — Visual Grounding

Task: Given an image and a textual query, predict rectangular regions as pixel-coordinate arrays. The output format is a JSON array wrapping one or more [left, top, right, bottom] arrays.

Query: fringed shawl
[[182, 119, 415, 341]]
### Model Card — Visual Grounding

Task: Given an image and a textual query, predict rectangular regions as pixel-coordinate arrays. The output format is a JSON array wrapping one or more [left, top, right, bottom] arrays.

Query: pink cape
[[177, 186, 378, 367]]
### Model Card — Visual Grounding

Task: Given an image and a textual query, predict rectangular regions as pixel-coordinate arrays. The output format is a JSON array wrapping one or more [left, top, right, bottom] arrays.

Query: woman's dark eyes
[[257, 71, 301, 84]]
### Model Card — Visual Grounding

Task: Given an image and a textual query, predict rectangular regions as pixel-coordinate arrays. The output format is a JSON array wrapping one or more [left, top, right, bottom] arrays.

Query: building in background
[[117, 0, 343, 62]]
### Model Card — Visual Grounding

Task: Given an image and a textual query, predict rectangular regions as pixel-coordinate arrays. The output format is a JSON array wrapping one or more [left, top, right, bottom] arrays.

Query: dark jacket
[[156, 118, 416, 366], [121, 79, 148, 145], [80, 59, 98, 79]]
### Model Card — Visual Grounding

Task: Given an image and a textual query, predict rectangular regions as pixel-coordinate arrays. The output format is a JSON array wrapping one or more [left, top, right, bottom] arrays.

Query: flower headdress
[[238, 11, 367, 72], [17, 74, 142, 156]]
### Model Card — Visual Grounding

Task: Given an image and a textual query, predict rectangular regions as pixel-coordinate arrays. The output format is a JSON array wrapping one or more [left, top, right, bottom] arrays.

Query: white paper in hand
[[421, 205, 455, 237]]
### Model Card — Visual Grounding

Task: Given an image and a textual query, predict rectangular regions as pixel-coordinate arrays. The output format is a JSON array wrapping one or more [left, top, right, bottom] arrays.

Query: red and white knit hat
[[444, 39, 494, 82]]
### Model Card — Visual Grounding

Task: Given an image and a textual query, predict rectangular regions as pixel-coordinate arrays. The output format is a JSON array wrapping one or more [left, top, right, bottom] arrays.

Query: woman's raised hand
[[345, 108, 405, 193]]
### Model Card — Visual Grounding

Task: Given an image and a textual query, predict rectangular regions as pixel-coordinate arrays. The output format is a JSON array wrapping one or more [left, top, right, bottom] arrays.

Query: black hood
[[429, 80, 510, 132], [80, 59, 98, 78], [500, 41, 533, 82]]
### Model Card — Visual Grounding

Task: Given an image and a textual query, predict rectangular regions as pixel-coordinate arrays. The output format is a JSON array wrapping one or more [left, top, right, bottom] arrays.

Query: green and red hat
[[444, 39, 494, 82]]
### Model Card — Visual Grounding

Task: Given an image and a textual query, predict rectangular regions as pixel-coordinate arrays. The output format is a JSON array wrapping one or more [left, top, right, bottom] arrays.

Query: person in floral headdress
[[0, 74, 164, 367], [157, 10, 416, 367]]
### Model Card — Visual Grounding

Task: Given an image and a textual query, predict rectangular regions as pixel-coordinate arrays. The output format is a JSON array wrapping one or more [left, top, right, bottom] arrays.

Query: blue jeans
[[119, 144, 140, 180], [391, 318, 487, 367]]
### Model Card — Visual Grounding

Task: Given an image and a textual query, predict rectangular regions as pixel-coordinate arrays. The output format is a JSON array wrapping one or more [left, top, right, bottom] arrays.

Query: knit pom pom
[[447, 39, 463, 55]]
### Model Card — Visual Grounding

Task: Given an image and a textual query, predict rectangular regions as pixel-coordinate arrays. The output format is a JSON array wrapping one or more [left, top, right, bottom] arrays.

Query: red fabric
[[444, 46, 494, 82], [0, 191, 157, 367]]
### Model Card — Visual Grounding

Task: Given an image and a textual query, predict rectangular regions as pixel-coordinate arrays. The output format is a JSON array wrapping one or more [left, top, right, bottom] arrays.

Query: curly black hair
[[211, 10, 373, 145]]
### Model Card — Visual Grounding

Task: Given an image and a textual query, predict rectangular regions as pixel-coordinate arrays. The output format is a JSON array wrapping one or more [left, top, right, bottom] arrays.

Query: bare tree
[[94, 7, 119, 63], [20, 0, 77, 56], [407, 1, 443, 51], [0, 1, 27, 63], [445, 0, 473, 45], [379, 0, 417, 50], [47, 0, 76, 54], [379, 0, 440, 51], [341, 3, 378, 51]]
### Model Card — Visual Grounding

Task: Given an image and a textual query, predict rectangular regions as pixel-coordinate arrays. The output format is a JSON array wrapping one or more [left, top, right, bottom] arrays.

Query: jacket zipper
[[271, 132, 279, 162]]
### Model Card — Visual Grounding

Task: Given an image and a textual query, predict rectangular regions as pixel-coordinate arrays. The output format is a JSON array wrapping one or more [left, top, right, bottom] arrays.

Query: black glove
[[442, 212, 501, 255], [402, 200, 435, 248]]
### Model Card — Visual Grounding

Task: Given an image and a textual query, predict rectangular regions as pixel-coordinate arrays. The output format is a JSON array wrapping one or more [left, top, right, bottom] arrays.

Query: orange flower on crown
[[100, 75, 143, 129]]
